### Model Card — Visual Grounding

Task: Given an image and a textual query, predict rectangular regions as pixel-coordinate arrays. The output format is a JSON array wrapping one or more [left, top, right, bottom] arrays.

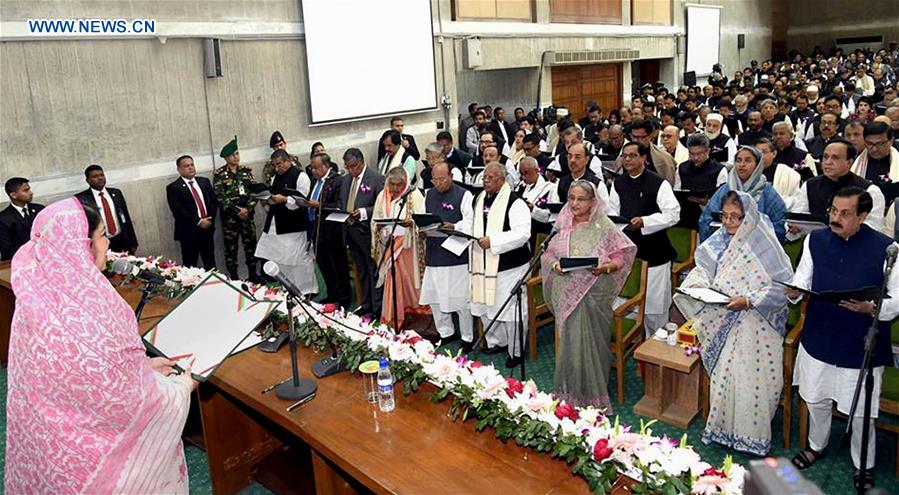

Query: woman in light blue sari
[[699, 146, 787, 242], [675, 190, 793, 456]]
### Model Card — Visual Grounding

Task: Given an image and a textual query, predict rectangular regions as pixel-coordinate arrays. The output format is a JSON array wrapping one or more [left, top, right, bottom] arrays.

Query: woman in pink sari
[[541, 180, 636, 411], [371, 167, 426, 329], [5, 198, 196, 494]]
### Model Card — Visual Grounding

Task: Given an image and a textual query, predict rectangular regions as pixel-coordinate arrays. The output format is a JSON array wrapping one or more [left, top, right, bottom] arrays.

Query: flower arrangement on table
[[105, 252, 744, 495]]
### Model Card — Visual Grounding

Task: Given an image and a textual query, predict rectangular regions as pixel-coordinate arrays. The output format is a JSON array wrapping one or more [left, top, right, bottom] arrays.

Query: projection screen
[[685, 4, 721, 76], [301, 0, 438, 125]]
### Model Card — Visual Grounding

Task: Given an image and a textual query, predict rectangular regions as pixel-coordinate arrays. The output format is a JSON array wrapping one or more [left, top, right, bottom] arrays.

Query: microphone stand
[[376, 190, 411, 333], [830, 254, 895, 494], [134, 282, 159, 320], [271, 293, 318, 401], [473, 230, 557, 380]]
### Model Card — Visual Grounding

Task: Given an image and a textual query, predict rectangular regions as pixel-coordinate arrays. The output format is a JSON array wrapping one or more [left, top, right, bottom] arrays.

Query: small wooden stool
[[633, 339, 705, 428]]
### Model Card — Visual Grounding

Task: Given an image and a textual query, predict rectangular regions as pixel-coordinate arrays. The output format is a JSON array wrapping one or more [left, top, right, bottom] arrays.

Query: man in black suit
[[307, 153, 351, 309], [339, 148, 385, 318], [436, 131, 471, 175], [166, 155, 218, 269], [75, 164, 139, 254], [377, 116, 421, 162], [487, 107, 514, 145], [0, 178, 44, 261]]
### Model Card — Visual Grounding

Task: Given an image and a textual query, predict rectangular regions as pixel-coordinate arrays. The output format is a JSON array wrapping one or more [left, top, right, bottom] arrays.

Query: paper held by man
[[142, 273, 278, 380]]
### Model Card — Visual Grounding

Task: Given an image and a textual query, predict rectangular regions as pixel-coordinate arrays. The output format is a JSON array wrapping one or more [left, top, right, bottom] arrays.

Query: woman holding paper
[[540, 180, 636, 410], [372, 167, 426, 328], [5, 198, 196, 494], [674, 190, 793, 455]]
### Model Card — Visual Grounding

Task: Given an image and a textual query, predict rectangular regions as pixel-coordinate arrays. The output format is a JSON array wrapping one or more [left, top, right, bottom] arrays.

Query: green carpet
[[1, 327, 896, 494]]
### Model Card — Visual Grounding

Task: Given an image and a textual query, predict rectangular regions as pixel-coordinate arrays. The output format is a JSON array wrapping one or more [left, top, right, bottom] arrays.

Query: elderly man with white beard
[[704, 113, 737, 165]]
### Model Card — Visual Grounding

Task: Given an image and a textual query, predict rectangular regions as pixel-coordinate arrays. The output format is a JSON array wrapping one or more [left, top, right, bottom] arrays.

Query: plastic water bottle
[[377, 358, 395, 412]]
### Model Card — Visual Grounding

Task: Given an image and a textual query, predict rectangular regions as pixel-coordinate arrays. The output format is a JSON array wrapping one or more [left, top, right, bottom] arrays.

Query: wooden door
[[551, 64, 622, 119], [638, 60, 661, 87]]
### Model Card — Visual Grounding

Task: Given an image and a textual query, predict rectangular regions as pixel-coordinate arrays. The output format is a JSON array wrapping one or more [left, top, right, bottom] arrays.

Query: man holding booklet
[[786, 186, 899, 492]]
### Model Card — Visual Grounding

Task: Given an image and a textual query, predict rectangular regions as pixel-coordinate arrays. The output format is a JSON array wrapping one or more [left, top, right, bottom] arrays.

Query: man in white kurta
[[466, 163, 532, 368], [419, 163, 475, 350]]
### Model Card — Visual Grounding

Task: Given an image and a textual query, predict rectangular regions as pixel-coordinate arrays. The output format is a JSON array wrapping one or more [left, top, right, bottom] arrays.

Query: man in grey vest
[[419, 162, 475, 351]]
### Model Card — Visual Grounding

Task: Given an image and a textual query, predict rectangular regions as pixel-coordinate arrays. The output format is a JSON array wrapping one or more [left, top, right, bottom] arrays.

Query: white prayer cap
[[556, 107, 569, 118], [547, 159, 562, 172], [806, 84, 819, 93], [706, 113, 723, 123]]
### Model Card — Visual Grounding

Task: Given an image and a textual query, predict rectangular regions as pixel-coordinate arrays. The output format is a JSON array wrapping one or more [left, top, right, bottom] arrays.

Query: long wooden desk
[[126, 287, 591, 495]]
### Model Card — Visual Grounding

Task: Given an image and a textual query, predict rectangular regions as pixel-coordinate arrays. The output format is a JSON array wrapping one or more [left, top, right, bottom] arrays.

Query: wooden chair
[[609, 259, 649, 403], [779, 237, 806, 449], [669, 227, 698, 290], [526, 275, 555, 361]]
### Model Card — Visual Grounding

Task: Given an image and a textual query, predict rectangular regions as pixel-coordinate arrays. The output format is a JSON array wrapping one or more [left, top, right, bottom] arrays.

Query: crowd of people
[[4, 44, 899, 492]]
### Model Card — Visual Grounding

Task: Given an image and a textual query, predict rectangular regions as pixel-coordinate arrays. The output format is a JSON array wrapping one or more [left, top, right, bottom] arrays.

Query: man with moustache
[[166, 155, 217, 269]]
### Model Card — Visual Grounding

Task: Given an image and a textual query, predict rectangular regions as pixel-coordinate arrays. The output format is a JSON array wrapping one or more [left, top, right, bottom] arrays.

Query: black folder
[[560, 257, 599, 273]]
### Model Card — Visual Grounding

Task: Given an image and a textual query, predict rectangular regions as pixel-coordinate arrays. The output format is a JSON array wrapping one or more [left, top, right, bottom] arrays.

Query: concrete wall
[[784, 0, 899, 53]]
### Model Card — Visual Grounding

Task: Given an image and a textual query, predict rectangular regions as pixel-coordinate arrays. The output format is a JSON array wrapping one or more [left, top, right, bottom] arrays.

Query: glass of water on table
[[360, 360, 380, 403]]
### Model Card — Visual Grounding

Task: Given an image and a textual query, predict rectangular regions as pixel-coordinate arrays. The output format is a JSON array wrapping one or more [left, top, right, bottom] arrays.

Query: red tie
[[99, 191, 117, 236], [188, 180, 208, 218]]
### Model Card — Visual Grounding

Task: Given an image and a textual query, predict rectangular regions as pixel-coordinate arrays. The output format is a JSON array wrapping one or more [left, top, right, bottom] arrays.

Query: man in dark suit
[[436, 131, 471, 175], [339, 148, 385, 318], [307, 153, 351, 309], [0, 177, 44, 261], [487, 107, 514, 145], [75, 164, 139, 254], [166, 155, 218, 269], [377, 116, 421, 162]]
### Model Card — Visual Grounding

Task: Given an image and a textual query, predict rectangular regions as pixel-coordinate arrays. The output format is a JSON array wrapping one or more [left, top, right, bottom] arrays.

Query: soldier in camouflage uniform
[[213, 136, 259, 281], [263, 130, 304, 184]]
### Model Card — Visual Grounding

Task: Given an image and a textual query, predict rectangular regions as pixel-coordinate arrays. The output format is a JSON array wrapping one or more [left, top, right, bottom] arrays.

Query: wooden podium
[[633, 339, 707, 428]]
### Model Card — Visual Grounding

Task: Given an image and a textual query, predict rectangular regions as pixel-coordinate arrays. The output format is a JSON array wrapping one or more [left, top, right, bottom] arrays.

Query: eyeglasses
[[826, 206, 857, 218], [866, 139, 891, 149], [720, 213, 744, 222]]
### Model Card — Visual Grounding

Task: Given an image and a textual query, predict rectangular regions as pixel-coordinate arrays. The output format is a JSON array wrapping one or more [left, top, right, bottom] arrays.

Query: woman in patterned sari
[[674, 190, 793, 455], [372, 167, 426, 329], [5, 198, 196, 494], [541, 180, 636, 411]]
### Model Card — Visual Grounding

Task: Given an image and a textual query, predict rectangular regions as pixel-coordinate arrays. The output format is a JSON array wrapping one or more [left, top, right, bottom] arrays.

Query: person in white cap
[[704, 113, 737, 165]]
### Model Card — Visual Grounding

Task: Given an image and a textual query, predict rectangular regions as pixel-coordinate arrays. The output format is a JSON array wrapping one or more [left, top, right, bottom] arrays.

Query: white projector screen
[[685, 5, 721, 76], [301, 0, 438, 124]]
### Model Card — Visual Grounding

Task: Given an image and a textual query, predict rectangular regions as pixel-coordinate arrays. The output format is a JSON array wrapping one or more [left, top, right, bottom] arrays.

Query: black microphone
[[886, 244, 898, 274], [398, 186, 415, 203], [111, 259, 180, 290], [262, 261, 306, 299]]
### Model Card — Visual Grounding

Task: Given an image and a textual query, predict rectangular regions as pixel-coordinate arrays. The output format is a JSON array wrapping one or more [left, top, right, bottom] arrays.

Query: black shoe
[[505, 355, 523, 368], [440, 333, 460, 345], [482, 345, 507, 355], [460, 340, 474, 354]]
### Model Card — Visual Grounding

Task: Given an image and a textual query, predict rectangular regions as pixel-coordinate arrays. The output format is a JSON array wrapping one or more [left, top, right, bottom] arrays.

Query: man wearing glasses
[[805, 112, 842, 164], [790, 139, 886, 236], [786, 185, 899, 491], [851, 122, 898, 183]]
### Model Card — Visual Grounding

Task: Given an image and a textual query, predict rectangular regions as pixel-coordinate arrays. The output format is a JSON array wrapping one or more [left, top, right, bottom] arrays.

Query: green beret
[[219, 135, 238, 158]]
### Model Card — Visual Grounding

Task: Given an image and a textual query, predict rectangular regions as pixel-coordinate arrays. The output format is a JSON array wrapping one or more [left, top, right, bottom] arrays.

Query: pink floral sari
[[5, 198, 193, 494]]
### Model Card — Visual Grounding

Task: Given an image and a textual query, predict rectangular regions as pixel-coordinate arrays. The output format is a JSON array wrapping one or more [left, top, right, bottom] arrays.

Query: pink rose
[[593, 438, 612, 461], [469, 360, 483, 369], [505, 377, 524, 398], [702, 467, 726, 478], [322, 303, 337, 314], [408, 335, 423, 345]]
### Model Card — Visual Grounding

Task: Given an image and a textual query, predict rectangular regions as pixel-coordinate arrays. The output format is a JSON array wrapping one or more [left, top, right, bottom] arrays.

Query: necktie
[[188, 180, 208, 218], [22, 207, 31, 228], [99, 191, 117, 236], [346, 176, 359, 211], [309, 179, 324, 223]]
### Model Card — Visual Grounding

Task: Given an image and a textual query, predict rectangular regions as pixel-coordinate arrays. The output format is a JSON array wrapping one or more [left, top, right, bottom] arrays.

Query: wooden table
[[128, 288, 593, 495], [633, 339, 708, 429]]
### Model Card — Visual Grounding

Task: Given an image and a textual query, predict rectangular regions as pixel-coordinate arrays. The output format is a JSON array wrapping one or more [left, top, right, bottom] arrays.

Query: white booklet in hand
[[676, 287, 731, 305], [441, 236, 473, 256]]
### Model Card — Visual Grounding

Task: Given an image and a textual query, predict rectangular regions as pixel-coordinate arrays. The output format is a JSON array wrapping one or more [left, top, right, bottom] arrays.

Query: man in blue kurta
[[787, 185, 899, 490]]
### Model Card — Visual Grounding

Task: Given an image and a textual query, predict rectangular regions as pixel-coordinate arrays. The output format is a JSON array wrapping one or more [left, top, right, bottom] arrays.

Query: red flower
[[469, 360, 483, 368], [408, 336, 423, 344], [554, 402, 579, 421], [702, 467, 726, 478], [593, 438, 612, 461], [322, 303, 337, 314], [505, 377, 524, 398]]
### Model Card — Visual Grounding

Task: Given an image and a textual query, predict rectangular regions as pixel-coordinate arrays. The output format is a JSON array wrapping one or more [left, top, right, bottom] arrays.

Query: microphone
[[111, 259, 180, 290], [398, 186, 415, 203], [263, 261, 306, 300], [886, 244, 898, 276]]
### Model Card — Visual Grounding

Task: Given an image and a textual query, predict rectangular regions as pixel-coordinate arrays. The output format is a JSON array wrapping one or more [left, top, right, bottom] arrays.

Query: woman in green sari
[[541, 180, 636, 411]]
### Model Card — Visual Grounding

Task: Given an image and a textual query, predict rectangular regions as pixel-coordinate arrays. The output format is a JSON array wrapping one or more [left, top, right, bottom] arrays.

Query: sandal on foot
[[791, 448, 824, 470], [853, 468, 875, 491]]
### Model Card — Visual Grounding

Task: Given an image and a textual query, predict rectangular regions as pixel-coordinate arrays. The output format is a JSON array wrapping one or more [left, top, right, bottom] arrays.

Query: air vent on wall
[[549, 49, 640, 65]]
